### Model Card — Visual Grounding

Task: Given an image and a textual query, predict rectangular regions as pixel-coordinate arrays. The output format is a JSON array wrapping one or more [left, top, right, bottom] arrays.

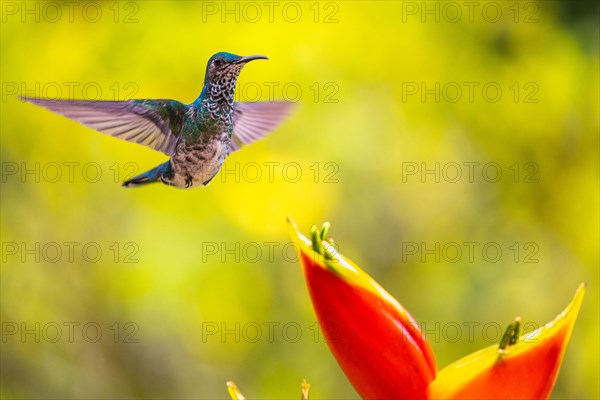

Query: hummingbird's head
[[204, 52, 268, 83]]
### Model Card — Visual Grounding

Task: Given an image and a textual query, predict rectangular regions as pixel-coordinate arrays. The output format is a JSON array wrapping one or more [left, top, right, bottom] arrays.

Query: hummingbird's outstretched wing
[[20, 97, 187, 156], [229, 101, 294, 153]]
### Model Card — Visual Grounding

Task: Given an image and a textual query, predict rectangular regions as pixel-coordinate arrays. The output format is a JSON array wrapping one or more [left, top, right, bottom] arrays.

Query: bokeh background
[[1, 1, 598, 398]]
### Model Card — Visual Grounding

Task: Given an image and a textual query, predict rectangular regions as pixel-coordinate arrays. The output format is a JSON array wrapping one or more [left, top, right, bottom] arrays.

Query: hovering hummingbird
[[21, 52, 294, 188]]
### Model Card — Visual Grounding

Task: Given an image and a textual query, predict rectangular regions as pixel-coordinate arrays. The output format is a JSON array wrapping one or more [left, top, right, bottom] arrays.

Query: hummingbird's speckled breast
[[168, 103, 233, 188], [164, 60, 243, 188]]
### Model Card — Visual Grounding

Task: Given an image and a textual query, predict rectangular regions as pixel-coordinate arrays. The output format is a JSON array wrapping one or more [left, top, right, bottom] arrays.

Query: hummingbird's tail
[[122, 162, 171, 188]]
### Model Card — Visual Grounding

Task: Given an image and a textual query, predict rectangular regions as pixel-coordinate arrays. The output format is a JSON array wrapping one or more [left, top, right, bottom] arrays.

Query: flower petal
[[428, 283, 586, 400], [288, 218, 436, 399], [226, 381, 246, 400]]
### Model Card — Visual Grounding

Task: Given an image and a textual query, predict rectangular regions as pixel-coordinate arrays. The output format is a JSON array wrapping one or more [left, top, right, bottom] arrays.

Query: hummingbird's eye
[[213, 59, 222, 67]]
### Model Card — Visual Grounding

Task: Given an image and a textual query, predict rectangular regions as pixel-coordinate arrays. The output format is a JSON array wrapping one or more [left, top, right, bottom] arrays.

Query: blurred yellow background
[[1, 1, 598, 398]]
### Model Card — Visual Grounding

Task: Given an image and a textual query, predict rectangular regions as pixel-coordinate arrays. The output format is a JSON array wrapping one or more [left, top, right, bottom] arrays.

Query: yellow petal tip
[[287, 216, 312, 248], [227, 381, 246, 400]]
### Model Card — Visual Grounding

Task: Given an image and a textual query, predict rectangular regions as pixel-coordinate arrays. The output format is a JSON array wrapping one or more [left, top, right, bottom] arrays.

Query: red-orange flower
[[429, 283, 585, 399], [288, 218, 585, 400], [288, 218, 436, 399]]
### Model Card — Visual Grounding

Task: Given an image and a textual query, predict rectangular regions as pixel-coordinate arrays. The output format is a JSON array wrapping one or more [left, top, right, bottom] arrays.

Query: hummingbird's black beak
[[236, 54, 268, 64]]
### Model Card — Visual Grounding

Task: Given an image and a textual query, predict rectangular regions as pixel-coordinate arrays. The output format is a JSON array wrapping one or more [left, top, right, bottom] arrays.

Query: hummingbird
[[21, 52, 294, 188]]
